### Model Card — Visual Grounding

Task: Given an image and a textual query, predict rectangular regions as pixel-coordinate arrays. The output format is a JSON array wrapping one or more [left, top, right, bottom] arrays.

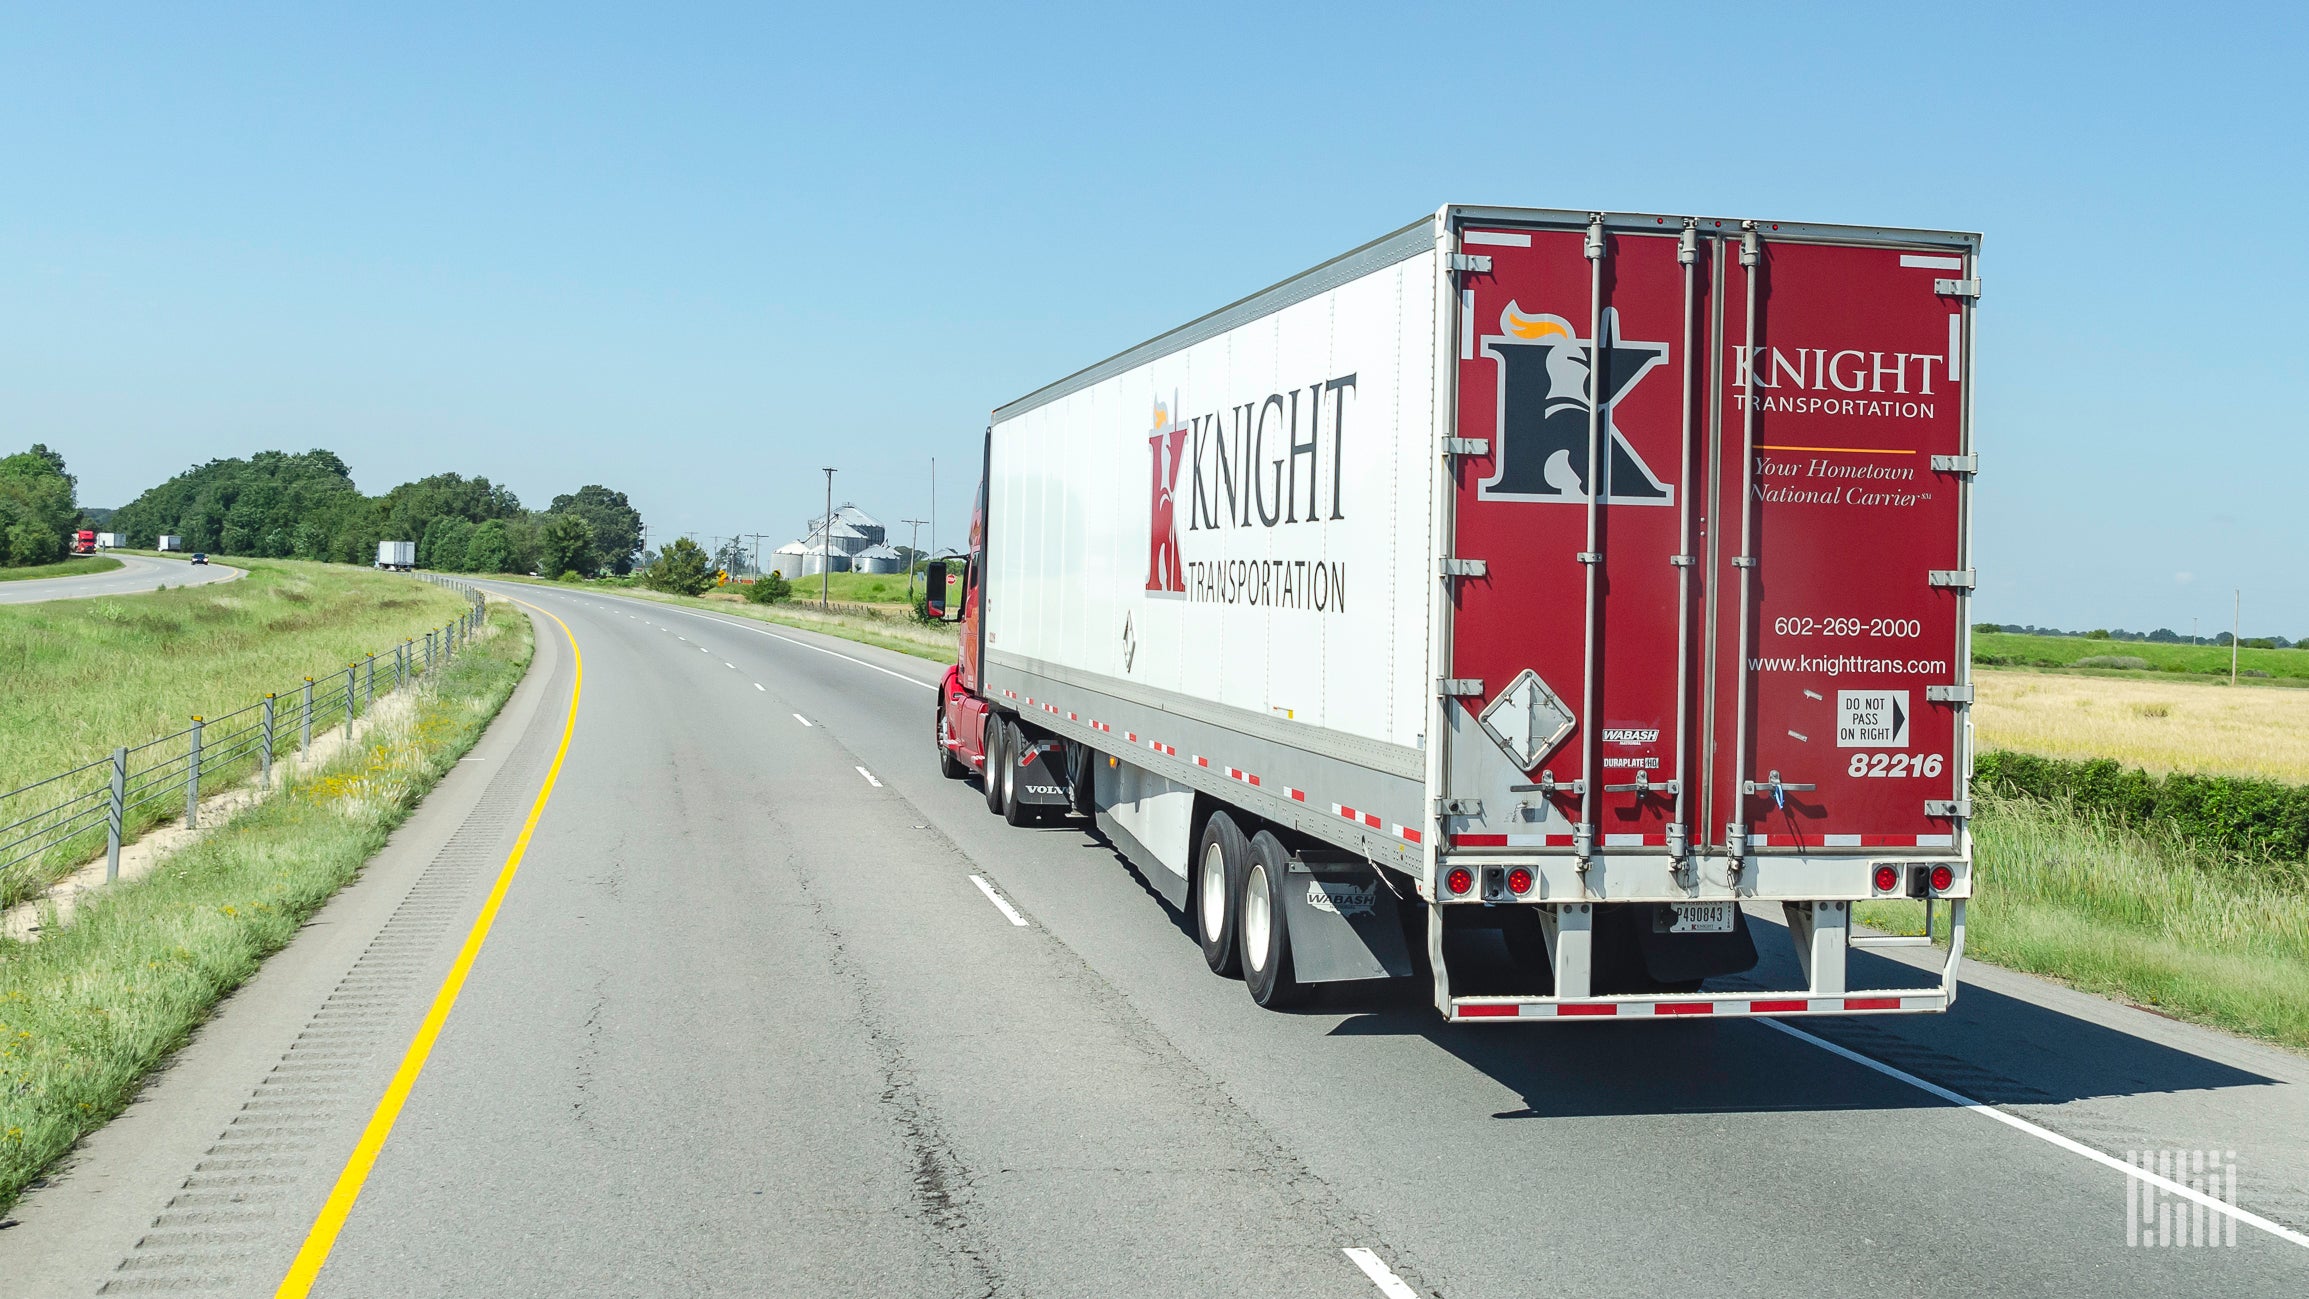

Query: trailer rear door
[[1703, 235, 1976, 855]]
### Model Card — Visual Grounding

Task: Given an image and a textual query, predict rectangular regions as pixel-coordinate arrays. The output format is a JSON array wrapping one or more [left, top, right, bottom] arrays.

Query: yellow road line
[[276, 599, 582, 1297]]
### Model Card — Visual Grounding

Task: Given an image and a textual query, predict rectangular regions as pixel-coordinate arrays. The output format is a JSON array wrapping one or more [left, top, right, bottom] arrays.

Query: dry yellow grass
[[1973, 668, 2309, 782]]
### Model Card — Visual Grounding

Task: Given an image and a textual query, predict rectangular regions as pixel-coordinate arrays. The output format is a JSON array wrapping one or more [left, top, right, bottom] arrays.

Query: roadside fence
[[0, 576, 489, 910]]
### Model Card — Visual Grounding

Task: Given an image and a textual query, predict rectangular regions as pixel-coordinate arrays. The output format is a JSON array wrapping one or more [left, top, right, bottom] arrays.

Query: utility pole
[[2233, 588, 2241, 686], [746, 533, 768, 578], [900, 518, 928, 598], [821, 467, 836, 609]]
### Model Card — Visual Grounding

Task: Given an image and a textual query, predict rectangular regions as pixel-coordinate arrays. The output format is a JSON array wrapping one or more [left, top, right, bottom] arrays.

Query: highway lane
[[0, 551, 240, 604], [4, 584, 2304, 1296]]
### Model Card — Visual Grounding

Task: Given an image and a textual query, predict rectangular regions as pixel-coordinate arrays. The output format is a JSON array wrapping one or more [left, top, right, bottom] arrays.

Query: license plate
[[1656, 902, 1734, 934]]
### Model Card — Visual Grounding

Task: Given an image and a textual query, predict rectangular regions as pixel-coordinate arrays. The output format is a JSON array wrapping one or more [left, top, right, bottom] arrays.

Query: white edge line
[[792, 713, 813, 726], [967, 874, 1028, 927], [1341, 1247, 1419, 1299], [1758, 1018, 2309, 1250], [854, 765, 882, 788]]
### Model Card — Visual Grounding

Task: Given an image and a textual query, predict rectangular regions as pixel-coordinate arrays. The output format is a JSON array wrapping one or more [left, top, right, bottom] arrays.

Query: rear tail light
[[1872, 865, 1900, 894], [1506, 867, 1534, 896], [1929, 864, 1955, 893], [1445, 867, 1475, 896]]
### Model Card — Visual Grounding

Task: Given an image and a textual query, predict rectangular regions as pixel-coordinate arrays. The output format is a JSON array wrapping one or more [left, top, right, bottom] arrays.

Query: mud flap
[[1011, 732, 1076, 806], [1278, 862, 1413, 984]]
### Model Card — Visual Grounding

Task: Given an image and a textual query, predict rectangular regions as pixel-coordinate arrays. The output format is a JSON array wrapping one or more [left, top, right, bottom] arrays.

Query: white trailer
[[931, 206, 1980, 1022], [156, 535, 183, 552], [376, 540, 417, 571]]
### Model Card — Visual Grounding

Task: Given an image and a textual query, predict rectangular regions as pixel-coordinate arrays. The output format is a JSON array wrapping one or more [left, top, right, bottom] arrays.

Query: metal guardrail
[[0, 575, 488, 908]]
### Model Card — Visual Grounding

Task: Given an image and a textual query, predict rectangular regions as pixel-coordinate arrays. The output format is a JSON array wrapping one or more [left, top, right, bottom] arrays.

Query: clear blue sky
[[4, 2, 2302, 636]]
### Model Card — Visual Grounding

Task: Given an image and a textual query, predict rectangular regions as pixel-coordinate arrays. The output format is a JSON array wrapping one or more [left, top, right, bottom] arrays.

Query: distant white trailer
[[157, 535, 183, 552], [95, 532, 120, 549], [376, 540, 417, 571]]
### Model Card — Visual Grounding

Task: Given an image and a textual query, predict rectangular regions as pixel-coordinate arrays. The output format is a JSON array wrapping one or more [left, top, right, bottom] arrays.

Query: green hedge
[[1975, 750, 2309, 867]]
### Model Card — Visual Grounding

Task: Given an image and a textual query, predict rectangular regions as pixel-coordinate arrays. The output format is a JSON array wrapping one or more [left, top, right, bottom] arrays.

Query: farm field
[[1973, 630, 2309, 682], [1972, 667, 2309, 783]]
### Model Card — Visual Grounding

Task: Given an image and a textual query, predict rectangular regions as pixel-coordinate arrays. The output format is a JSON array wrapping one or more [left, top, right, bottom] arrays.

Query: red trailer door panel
[[1703, 237, 1974, 853], [1446, 221, 1713, 853]]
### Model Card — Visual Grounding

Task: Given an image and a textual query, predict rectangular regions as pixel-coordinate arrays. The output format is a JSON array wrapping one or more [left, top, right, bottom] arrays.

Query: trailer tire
[[1194, 813, 1250, 977], [1000, 722, 1038, 827], [982, 716, 1007, 815], [1240, 831, 1309, 1009], [936, 710, 967, 779]]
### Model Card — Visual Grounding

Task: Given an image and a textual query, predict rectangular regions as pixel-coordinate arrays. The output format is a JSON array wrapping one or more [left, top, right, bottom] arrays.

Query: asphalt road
[[0, 552, 239, 604], [4, 583, 2306, 1297]]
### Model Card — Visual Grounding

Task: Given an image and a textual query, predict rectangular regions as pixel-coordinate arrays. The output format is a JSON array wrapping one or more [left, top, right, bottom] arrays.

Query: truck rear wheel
[[1194, 813, 1250, 977], [1001, 722, 1038, 827], [936, 710, 967, 779], [982, 716, 1007, 814], [1240, 831, 1308, 1009]]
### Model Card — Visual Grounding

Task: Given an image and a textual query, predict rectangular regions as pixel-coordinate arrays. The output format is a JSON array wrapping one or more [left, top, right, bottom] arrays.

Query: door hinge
[[1925, 798, 1972, 819], [1732, 555, 1757, 569], [1934, 277, 1981, 299], [1439, 557, 1488, 578], [1442, 437, 1490, 457], [1575, 551, 1602, 565], [1438, 798, 1482, 817], [1668, 554, 1697, 567], [1447, 253, 1494, 274], [1928, 569, 1977, 590], [1926, 684, 1975, 704], [1931, 453, 1978, 475], [1437, 677, 1484, 697]]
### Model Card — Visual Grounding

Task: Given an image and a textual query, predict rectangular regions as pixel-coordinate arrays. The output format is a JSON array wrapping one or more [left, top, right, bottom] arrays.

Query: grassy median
[[501, 575, 955, 662], [0, 601, 531, 1211], [0, 556, 122, 583]]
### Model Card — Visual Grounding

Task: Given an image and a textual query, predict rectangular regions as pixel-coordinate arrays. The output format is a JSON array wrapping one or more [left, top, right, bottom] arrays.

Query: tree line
[[105, 448, 646, 577], [0, 444, 80, 567]]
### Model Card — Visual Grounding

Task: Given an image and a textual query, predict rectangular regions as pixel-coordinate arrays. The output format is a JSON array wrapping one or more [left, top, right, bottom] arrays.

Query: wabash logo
[[1147, 397, 1187, 594], [1477, 303, 1674, 506]]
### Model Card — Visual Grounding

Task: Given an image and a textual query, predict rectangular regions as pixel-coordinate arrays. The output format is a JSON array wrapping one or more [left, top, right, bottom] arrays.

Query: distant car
[[190, 553, 209, 565]]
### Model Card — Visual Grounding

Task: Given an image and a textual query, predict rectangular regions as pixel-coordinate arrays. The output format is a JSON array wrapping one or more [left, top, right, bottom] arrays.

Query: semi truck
[[157, 535, 183, 553], [928, 205, 1980, 1022], [70, 529, 97, 555], [376, 540, 417, 571]]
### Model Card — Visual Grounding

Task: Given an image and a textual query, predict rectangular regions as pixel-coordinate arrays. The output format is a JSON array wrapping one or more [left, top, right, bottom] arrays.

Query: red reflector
[[1445, 867, 1474, 895], [1506, 867, 1534, 895], [1844, 997, 1901, 1011], [1873, 865, 1900, 893], [1930, 864, 1955, 892], [1457, 1004, 1520, 1018], [1750, 999, 1809, 1013], [1557, 1003, 1618, 1016], [1654, 1002, 1714, 1015]]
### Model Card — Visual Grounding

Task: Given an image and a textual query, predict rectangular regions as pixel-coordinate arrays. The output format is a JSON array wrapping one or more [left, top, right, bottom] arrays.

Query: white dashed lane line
[[968, 875, 1029, 927], [754, 683, 765, 692], [793, 714, 813, 727], [1342, 1249, 1418, 1299], [855, 765, 883, 788]]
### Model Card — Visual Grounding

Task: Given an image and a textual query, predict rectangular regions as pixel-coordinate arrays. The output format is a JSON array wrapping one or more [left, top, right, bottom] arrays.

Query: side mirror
[[924, 560, 953, 620]]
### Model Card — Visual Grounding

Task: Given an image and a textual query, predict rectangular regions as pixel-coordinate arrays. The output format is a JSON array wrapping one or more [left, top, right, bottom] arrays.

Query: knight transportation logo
[[1146, 397, 1187, 594], [1477, 303, 1674, 506]]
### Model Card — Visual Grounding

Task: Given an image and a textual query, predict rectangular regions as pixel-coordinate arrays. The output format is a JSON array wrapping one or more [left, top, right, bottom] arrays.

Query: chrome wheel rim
[[1199, 841, 1227, 943], [1243, 862, 1272, 973]]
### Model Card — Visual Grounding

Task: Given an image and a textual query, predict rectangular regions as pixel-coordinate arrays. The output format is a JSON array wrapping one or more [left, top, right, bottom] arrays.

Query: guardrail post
[[107, 747, 126, 883], [186, 717, 203, 829], [345, 665, 358, 738], [303, 677, 315, 752], [365, 654, 376, 707], [426, 629, 436, 672], [397, 640, 408, 690], [262, 694, 276, 785]]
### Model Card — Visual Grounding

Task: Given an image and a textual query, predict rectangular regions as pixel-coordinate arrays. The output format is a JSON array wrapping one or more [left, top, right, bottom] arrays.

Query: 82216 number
[[1848, 752, 1944, 778]]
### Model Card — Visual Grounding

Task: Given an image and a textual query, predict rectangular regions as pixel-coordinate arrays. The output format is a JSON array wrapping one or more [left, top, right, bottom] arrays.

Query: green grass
[[0, 556, 123, 583], [0, 602, 532, 1212], [495, 574, 957, 662], [1858, 793, 2309, 1052], [1974, 631, 2309, 682], [744, 569, 925, 605], [0, 558, 472, 800]]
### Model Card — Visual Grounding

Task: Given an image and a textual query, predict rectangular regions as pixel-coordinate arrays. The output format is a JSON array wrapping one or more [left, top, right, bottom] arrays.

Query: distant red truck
[[70, 529, 97, 556]]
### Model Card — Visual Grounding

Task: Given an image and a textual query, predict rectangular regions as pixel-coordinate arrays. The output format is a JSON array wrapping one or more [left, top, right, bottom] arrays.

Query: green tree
[[538, 512, 595, 579], [464, 518, 515, 573], [6, 520, 62, 566], [0, 443, 79, 567], [643, 536, 715, 596], [420, 515, 476, 572], [744, 570, 792, 604], [547, 485, 645, 575]]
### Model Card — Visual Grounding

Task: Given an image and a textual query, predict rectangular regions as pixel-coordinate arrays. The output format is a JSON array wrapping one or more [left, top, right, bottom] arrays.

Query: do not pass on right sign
[[1838, 690, 1911, 748]]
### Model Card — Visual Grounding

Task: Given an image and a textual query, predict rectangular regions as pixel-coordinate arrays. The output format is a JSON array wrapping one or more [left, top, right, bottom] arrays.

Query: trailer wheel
[[936, 710, 967, 779], [1000, 723, 1037, 827], [982, 716, 1007, 814], [1194, 813, 1250, 977], [1239, 831, 1308, 1009]]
